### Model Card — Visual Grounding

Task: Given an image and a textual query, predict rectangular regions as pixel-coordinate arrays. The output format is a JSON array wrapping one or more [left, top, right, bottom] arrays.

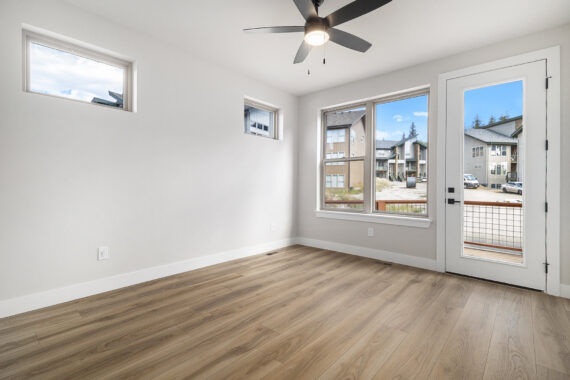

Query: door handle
[[447, 198, 461, 205]]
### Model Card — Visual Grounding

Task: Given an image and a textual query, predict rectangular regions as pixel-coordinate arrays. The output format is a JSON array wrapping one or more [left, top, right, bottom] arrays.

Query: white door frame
[[436, 47, 561, 296]]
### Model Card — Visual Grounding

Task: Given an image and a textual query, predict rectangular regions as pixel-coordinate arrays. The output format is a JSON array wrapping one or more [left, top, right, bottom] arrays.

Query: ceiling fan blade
[[328, 28, 371, 52], [325, 0, 392, 28], [294, 40, 312, 64], [243, 26, 305, 33], [293, 0, 318, 20]]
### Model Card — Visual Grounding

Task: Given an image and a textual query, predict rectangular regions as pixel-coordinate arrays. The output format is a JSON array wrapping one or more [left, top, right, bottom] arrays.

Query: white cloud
[[393, 114, 405, 122], [414, 112, 428, 117], [377, 130, 404, 140], [29, 43, 124, 103]]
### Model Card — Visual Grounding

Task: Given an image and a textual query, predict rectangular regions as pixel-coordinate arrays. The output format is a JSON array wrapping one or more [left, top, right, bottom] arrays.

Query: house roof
[[375, 139, 400, 149], [479, 115, 522, 129], [511, 125, 523, 138], [464, 128, 517, 144], [375, 136, 427, 150], [326, 110, 365, 128]]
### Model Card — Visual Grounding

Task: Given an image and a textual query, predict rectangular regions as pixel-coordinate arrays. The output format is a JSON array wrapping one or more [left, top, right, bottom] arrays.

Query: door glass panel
[[463, 80, 523, 263]]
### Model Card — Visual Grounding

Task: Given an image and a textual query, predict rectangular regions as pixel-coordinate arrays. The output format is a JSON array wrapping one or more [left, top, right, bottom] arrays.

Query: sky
[[376, 94, 428, 142], [464, 80, 523, 129], [30, 43, 124, 103]]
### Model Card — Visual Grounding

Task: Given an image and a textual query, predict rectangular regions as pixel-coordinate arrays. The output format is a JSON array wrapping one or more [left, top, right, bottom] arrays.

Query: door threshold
[[446, 271, 542, 292]]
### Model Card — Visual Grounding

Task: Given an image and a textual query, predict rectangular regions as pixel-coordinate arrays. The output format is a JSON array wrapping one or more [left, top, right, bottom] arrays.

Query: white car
[[502, 182, 523, 195], [464, 174, 479, 189]]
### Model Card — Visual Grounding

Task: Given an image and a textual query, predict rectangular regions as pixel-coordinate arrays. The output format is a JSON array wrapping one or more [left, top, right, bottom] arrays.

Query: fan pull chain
[[323, 43, 327, 65]]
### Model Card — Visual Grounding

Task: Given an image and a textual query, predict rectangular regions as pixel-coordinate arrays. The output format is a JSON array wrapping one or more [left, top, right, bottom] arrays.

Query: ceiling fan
[[243, 0, 392, 64]]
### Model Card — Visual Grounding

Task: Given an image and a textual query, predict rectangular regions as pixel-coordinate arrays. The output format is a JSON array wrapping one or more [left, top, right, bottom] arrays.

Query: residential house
[[464, 115, 523, 188], [375, 136, 427, 180], [325, 110, 365, 189]]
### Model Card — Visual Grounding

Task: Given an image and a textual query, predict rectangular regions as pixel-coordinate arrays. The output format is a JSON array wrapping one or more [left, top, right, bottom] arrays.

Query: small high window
[[23, 29, 133, 111], [244, 99, 278, 139]]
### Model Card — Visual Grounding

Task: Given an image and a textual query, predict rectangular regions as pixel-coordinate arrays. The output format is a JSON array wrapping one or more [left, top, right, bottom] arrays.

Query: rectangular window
[[244, 99, 278, 139], [23, 30, 133, 111], [322, 105, 366, 210], [375, 91, 429, 216], [321, 88, 429, 217]]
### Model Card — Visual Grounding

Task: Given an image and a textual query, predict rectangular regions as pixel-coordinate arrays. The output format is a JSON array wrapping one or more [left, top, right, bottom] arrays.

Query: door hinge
[[545, 77, 549, 89], [545, 202, 548, 212], [545, 139, 549, 150], [544, 262, 550, 274]]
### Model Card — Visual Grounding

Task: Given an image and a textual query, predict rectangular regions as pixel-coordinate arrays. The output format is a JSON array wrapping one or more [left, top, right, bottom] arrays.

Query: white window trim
[[315, 210, 432, 228], [22, 28, 134, 112], [244, 98, 279, 140]]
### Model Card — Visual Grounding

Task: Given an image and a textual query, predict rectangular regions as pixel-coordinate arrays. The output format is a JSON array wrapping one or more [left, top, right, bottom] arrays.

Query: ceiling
[[65, 0, 570, 95]]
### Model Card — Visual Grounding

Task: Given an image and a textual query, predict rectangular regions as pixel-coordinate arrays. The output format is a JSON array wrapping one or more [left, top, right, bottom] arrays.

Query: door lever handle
[[447, 198, 461, 205]]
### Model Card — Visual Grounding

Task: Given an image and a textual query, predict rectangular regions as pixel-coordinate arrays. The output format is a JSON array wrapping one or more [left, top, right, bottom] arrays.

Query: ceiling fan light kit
[[243, 0, 392, 64], [304, 18, 330, 46]]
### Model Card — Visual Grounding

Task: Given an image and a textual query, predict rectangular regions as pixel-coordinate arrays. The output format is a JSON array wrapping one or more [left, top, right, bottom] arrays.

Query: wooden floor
[[1, 245, 569, 379]]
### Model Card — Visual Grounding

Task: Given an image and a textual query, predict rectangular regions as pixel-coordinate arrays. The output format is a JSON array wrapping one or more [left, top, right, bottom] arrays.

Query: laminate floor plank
[[532, 292, 570, 375], [482, 287, 537, 380], [428, 281, 504, 380], [1, 245, 568, 380]]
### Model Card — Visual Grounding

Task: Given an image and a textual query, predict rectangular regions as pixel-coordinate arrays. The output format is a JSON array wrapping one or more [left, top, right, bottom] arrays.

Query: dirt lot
[[376, 180, 522, 203], [376, 181, 427, 201], [464, 186, 522, 203]]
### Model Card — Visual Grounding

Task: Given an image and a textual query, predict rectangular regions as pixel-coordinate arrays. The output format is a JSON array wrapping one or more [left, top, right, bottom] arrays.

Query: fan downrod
[[311, 0, 324, 10]]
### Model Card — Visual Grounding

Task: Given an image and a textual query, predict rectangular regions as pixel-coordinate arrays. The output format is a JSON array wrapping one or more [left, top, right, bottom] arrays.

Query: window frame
[[319, 87, 431, 223], [22, 29, 134, 112], [243, 98, 279, 140], [320, 102, 367, 213]]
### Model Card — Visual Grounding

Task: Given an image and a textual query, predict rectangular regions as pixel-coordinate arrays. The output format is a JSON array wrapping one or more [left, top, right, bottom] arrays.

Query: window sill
[[315, 210, 432, 228]]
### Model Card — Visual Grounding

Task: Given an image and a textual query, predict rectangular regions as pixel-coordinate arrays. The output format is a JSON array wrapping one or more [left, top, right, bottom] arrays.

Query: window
[[244, 99, 278, 139], [375, 91, 429, 216], [23, 30, 133, 111], [327, 129, 346, 144], [490, 145, 507, 156], [325, 174, 345, 188], [320, 88, 429, 217], [322, 106, 366, 210]]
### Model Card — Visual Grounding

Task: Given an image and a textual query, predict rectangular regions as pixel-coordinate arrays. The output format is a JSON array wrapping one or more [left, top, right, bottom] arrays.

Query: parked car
[[464, 174, 480, 189], [502, 182, 523, 195]]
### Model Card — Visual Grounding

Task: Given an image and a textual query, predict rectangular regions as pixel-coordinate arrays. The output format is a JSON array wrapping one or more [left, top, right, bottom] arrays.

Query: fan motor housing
[[305, 17, 329, 34]]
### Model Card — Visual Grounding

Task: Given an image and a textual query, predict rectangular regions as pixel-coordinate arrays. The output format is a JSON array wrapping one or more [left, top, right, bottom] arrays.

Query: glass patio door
[[445, 60, 547, 290]]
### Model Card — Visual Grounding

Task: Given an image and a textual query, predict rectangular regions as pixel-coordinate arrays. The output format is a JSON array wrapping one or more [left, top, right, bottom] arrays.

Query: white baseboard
[[293, 237, 438, 271], [0, 238, 295, 318], [561, 284, 570, 300]]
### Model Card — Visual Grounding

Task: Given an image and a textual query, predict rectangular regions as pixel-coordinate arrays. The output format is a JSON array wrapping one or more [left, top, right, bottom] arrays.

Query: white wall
[[0, 0, 298, 301], [296, 23, 570, 285]]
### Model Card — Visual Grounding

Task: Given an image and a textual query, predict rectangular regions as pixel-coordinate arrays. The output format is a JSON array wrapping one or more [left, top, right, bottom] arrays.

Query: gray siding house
[[464, 116, 523, 188]]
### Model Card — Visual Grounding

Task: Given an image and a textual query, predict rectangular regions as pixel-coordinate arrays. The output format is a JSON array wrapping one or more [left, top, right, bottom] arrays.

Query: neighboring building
[[464, 116, 523, 188], [244, 105, 273, 137], [91, 91, 123, 108], [325, 110, 366, 189], [375, 136, 427, 180]]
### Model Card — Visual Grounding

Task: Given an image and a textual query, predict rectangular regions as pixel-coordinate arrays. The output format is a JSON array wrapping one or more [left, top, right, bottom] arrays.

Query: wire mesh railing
[[463, 201, 522, 252]]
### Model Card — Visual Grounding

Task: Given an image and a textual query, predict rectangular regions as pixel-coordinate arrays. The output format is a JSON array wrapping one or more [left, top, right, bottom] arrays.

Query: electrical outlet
[[98, 246, 110, 261], [367, 227, 374, 237]]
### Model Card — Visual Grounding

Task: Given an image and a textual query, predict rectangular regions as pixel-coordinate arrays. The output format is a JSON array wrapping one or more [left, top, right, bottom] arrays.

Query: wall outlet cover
[[98, 246, 110, 261]]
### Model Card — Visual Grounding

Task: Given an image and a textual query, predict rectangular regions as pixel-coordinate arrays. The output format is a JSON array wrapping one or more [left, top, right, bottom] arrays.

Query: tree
[[472, 114, 482, 128], [499, 112, 510, 121], [488, 115, 496, 125], [408, 122, 418, 138], [401, 132, 406, 140]]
